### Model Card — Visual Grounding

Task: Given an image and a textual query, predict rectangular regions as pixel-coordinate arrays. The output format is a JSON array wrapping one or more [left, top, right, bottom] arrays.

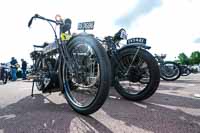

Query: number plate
[[78, 21, 95, 30], [127, 38, 147, 44]]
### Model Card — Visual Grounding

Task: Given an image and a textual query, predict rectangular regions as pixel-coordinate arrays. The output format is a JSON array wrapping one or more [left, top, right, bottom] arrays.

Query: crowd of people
[[9, 57, 28, 81]]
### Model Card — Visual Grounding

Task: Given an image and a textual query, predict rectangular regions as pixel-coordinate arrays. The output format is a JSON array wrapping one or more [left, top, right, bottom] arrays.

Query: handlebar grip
[[28, 14, 40, 27], [28, 13, 61, 28], [34, 14, 39, 17], [28, 17, 34, 28]]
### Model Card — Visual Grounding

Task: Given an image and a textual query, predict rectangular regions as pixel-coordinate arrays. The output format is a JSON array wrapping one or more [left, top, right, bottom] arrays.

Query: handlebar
[[96, 37, 105, 43], [28, 14, 63, 28]]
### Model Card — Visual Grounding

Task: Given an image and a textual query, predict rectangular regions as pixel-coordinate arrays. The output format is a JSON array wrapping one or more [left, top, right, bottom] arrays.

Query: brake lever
[[56, 21, 64, 25], [116, 43, 120, 47]]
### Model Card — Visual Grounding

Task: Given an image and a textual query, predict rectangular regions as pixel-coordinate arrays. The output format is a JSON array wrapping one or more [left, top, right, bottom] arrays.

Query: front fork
[[57, 40, 80, 75], [57, 41, 80, 92]]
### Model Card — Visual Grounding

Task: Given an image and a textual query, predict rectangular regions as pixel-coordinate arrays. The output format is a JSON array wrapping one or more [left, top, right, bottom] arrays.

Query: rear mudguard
[[120, 43, 151, 50]]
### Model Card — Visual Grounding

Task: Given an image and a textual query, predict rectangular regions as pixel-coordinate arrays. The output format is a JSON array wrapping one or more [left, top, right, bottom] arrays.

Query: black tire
[[113, 48, 160, 101], [2, 71, 8, 84], [181, 66, 191, 76], [34, 58, 45, 91], [160, 61, 181, 81], [34, 58, 52, 92], [62, 35, 111, 115]]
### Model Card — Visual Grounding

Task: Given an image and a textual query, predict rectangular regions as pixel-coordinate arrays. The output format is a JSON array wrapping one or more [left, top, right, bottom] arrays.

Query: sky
[[0, 0, 199, 64]]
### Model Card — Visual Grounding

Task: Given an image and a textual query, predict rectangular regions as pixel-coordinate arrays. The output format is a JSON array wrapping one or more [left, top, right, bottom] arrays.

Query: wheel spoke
[[63, 43, 100, 107], [116, 54, 150, 95]]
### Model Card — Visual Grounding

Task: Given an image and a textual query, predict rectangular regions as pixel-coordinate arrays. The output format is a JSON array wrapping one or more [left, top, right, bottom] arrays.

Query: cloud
[[115, 0, 162, 28], [194, 38, 200, 43]]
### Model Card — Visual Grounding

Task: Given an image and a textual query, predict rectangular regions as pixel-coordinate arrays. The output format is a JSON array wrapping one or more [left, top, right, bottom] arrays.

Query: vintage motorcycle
[[97, 29, 160, 101], [28, 14, 111, 115], [0, 63, 8, 84], [180, 65, 191, 76], [154, 54, 181, 81]]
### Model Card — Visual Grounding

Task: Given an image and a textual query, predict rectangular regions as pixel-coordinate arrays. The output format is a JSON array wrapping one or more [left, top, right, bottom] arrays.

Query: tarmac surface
[[0, 73, 200, 133]]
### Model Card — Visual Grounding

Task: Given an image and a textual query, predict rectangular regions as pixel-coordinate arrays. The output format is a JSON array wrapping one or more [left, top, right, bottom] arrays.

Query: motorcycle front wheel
[[113, 48, 160, 101], [160, 61, 181, 81], [61, 35, 111, 115]]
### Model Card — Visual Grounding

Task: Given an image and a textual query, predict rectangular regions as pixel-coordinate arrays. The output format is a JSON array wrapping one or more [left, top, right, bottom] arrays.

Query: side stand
[[31, 80, 35, 97]]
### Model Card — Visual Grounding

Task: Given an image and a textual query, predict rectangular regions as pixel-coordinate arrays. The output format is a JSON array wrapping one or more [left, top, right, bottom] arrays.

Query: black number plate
[[127, 38, 147, 44], [78, 21, 95, 30]]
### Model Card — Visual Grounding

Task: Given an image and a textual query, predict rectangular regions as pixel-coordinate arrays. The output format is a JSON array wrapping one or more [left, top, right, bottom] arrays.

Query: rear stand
[[31, 79, 35, 97]]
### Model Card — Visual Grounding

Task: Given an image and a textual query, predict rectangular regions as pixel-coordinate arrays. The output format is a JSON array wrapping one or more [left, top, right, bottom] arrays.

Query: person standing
[[21, 59, 27, 80], [10, 57, 18, 81]]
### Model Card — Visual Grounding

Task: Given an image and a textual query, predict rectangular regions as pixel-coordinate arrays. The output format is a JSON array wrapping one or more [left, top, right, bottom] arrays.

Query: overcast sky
[[0, 0, 199, 64]]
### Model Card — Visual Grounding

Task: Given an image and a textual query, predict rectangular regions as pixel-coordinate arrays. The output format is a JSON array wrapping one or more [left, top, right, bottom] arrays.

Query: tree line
[[177, 51, 200, 65]]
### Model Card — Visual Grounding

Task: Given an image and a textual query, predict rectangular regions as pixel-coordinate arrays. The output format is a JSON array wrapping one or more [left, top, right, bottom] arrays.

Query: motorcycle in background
[[180, 65, 191, 76], [0, 63, 9, 84], [154, 54, 181, 81], [97, 29, 160, 101]]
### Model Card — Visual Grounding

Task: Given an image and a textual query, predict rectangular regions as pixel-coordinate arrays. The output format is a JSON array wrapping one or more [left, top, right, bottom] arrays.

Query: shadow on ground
[[158, 84, 184, 91], [102, 88, 200, 133], [0, 94, 112, 133], [160, 78, 200, 84], [0, 84, 199, 133]]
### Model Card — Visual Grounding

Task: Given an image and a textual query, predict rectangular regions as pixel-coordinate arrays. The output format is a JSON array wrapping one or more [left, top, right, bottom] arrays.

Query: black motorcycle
[[154, 54, 181, 81], [0, 63, 8, 84], [28, 14, 111, 115], [98, 29, 160, 101], [180, 65, 191, 76]]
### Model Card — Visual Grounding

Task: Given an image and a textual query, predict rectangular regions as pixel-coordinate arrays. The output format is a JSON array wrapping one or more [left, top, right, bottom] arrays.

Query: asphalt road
[[0, 74, 200, 133]]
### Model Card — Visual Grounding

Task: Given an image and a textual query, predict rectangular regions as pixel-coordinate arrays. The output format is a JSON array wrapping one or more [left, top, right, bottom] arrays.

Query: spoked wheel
[[62, 36, 111, 115], [160, 61, 181, 81], [181, 66, 191, 76], [34, 58, 51, 92], [113, 48, 160, 101]]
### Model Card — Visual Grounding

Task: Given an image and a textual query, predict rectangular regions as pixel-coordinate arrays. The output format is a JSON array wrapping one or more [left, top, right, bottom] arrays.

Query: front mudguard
[[66, 32, 95, 46]]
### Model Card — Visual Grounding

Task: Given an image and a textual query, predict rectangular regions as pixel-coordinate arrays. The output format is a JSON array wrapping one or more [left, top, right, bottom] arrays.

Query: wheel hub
[[127, 67, 143, 82]]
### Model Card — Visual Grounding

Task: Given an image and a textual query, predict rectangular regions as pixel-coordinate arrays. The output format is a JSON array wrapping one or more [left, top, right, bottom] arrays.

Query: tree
[[178, 52, 190, 65], [190, 51, 200, 65]]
